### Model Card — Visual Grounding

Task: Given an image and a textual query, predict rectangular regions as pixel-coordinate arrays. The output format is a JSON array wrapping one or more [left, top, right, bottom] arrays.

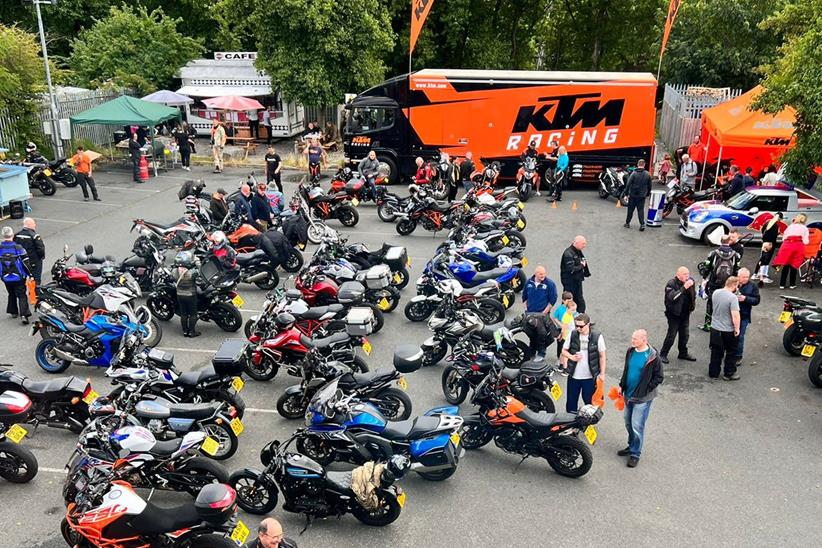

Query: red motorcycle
[[48, 246, 99, 295], [244, 288, 348, 340], [295, 267, 385, 332], [330, 168, 388, 204]]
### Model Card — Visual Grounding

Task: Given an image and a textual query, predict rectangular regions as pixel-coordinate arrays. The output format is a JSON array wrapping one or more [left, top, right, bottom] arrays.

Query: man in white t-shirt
[[560, 313, 607, 413]]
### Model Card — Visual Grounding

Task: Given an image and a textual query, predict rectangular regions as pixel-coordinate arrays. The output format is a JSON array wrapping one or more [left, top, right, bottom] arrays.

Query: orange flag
[[410, 0, 436, 55], [659, 0, 683, 60]]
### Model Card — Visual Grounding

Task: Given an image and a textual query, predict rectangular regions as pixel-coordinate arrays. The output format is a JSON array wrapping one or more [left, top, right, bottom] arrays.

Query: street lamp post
[[32, 0, 62, 156]]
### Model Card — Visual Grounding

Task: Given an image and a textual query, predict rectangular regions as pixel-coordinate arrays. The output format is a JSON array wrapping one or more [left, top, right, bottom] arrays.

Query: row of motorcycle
[[1, 149, 80, 196], [778, 295, 822, 388]]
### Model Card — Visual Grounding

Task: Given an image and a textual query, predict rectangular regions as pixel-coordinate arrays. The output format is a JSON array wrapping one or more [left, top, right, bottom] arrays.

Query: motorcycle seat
[[472, 268, 510, 283], [351, 367, 395, 386], [121, 499, 203, 535], [51, 289, 99, 308], [135, 400, 220, 419], [236, 249, 267, 266], [325, 470, 353, 492], [148, 437, 184, 456], [299, 304, 343, 320], [311, 194, 336, 203], [345, 180, 364, 192], [501, 368, 519, 381], [486, 247, 515, 259], [143, 220, 176, 230], [459, 282, 497, 296], [300, 331, 350, 349], [517, 407, 578, 429], [380, 415, 442, 441], [122, 256, 146, 267], [177, 369, 221, 387], [59, 319, 91, 333], [22, 377, 86, 400]]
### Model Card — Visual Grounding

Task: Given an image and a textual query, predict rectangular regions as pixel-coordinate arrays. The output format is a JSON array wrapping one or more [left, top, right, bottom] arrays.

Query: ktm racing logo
[[507, 92, 625, 150], [764, 137, 791, 146]]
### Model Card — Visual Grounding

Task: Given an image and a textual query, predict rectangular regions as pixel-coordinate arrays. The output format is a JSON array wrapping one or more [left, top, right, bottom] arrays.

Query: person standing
[[679, 154, 698, 188], [261, 109, 272, 145], [698, 234, 740, 331], [522, 265, 558, 359], [708, 276, 742, 381], [560, 313, 606, 413], [735, 268, 759, 365], [617, 329, 663, 468], [212, 120, 227, 173], [251, 182, 274, 230], [264, 146, 283, 192], [560, 235, 590, 313], [743, 167, 756, 188], [236, 184, 256, 227], [552, 146, 569, 201], [622, 159, 652, 230], [184, 122, 197, 154], [248, 110, 260, 140], [303, 138, 325, 180], [459, 152, 475, 192], [14, 218, 44, 286], [551, 292, 575, 364], [260, 227, 291, 269], [69, 145, 101, 201], [0, 226, 32, 324], [660, 266, 697, 364], [773, 213, 809, 289], [753, 212, 782, 283], [128, 133, 143, 183], [173, 125, 192, 171], [725, 165, 745, 198], [244, 517, 297, 548], [209, 187, 229, 225], [172, 251, 200, 338]]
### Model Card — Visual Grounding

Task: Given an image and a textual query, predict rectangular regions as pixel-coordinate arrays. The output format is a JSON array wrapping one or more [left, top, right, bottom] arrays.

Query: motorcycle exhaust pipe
[[245, 272, 269, 283], [53, 348, 89, 366]]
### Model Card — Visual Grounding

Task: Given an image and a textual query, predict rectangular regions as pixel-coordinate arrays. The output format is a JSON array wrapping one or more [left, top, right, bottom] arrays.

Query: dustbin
[[646, 189, 666, 227]]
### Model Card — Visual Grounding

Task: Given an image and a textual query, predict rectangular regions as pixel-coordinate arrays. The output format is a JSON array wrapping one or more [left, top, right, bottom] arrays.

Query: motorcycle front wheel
[[404, 300, 433, 322], [459, 423, 494, 450], [35, 338, 71, 374], [243, 354, 279, 382], [431, 182, 449, 201], [38, 177, 57, 196], [441, 365, 468, 404], [283, 248, 304, 273], [390, 267, 410, 290], [147, 294, 175, 322], [542, 435, 593, 478], [230, 470, 279, 515], [378, 202, 398, 222], [276, 391, 307, 419], [295, 434, 337, 466], [0, 441, 38, 483], [307, 222, 326, 244], [423, 340, 447, 367], [201, 421, 238, 460], [141, 316, 163, 347], [395, 218, 417, 236], [210, 303, 242, 332], [336, 205, 359, 227], [253, 269, 279, 290], [351, 493, 402, 526], [370, 388, 412, 421]]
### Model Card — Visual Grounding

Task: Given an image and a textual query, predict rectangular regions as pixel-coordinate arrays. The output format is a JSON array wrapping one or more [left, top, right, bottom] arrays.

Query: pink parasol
[[202, 95, 264, 111]]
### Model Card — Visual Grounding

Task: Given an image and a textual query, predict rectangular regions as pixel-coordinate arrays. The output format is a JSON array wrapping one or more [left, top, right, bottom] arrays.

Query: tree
[[753, 0, 822, 184], [0, 24, 47, 149], [250, 0, 395, 105], [69, 6, 204, 94]]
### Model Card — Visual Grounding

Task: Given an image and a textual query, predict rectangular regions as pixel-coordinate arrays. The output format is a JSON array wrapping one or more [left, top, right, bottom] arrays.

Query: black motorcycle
[[23, 162, 58, 196], [780, 295, 822, 356], [598, 166, 629, 205], [404, 276, 507, 323], [375, 186, 412, 223], [74, 239, 165, 293], [0, 367, 94, 434], [229, 429, 410, 525], [50, 158, 79, 187], [0, 390, 39, 483], [331, 239, 411, 290]]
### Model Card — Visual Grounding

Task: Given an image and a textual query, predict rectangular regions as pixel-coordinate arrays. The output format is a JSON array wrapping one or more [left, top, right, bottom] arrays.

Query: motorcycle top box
[[193, 484, 238, 519], [364, 264, 392, 290], [212, 339, 248, 377], [0, 390, 32, 424], [393, 344, 424, 374], [345, 307, 375, 336], [145, 348, 174, 369], [383, 245, 408, 267], [337, 281, 366, 304]]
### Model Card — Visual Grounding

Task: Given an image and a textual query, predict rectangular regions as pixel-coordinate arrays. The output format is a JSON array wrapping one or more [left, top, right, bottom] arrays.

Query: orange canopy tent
[[699, 85, 796, 177]]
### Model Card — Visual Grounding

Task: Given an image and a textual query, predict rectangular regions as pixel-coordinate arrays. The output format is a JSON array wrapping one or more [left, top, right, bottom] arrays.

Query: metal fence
[[303, 105, 341, 127], [659, 84, 742, 151]]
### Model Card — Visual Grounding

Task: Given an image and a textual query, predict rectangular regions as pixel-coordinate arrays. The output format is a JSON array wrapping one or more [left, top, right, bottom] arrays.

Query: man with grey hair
[[243, 517, 297, 548], [660, 266, 697, 364], [735, 268, 760, 365], [0, 225, 32, 323], [560, 235, 590, 313], [709, 276, 741, 380], [618, 328, 663, 468], [14, 217, 45, 285]]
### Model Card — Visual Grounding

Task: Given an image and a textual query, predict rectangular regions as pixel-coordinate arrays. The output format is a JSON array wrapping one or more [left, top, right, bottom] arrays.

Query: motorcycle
[[221, 210, 304, 273], [299, 181, 359, 227], [404, 277, 506, 323], [662, 180, 724, 218], [244, 288, 348, 340], [516, 156, 540, 202], [0, 366, 95, 433], [319, 234, 411, 290], [74, 238, 165, 292], [460, 373, 603, 477], [0, 390, 39, 483], [131, 215, 208, 251], [295, 267, 385, 332], [779, 295, 822, 356], [329, 167, 388, 203], [50, 157, 79, 187], [315, 258, 401, 313], [25, 162, 59, 196], [375, 186, 412, 223], [394, 193, 461, 236], [598, 166, 629, 205]]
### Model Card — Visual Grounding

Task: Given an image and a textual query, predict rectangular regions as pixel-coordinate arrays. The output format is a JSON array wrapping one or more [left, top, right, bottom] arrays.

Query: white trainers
[[535, 191, 541, 196], [763, 277, 773, 284]]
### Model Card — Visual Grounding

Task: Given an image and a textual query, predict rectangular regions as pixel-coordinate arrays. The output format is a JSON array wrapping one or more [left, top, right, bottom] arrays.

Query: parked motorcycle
[[516, 156, 540, 202], [244, 288, 347, 340], [299, 181, 359, 227], [598, 166, 629, 205], [404, 278, 506, 323], [295, 267, 385, 332], [662, 180, 723, 218], [779, 295, 822, 356], [0, 390, 39, 483], [74, 238, 165, 292]]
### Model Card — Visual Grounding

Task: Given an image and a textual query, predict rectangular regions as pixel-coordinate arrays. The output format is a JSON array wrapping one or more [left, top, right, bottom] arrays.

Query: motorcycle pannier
[[194, 484, 237, 519], [364, 264, 392, 289], [0, 390, 32, 425], [212, 339, 248, 377], [337, 281, 365, 304], [392, 344, 424, 373], [146, 348, 175, 369], [345, 307, 375, 336], [383, 245, 408, 267]]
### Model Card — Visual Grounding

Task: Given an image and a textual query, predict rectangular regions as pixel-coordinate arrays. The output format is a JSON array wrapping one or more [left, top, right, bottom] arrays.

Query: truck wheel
[[377, 155, 398, 185]]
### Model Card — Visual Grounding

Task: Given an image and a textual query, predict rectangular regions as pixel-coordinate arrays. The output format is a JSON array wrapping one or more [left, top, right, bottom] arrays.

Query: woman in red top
[[773, 213, 809, 289]]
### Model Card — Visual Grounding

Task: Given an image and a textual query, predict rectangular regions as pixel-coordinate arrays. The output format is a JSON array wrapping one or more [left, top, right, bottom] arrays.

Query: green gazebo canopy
[[70, 95, 181, 127]]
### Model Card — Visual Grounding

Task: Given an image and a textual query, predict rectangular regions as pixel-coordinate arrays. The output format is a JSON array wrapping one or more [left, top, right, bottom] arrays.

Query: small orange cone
[[571, 201, 577, 211], [615, 199, 621, 208], [551, 200, 557, 209]]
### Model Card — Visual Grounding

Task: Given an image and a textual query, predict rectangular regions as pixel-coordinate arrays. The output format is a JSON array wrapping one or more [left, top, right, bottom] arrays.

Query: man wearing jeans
[[709, 276, 742, 380], [735, 268, 760, 365], [618, 329, 663, 467], [560, 313, 606, 413]]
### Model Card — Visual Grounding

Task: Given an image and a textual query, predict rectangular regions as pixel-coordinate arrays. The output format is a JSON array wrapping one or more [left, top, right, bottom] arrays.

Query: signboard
[[214, 52, 257, 61]]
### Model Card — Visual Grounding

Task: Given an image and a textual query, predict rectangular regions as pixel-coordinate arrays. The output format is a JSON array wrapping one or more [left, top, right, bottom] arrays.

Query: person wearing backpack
[[0, 226, 33, 324], [698, 234, 740, 331]]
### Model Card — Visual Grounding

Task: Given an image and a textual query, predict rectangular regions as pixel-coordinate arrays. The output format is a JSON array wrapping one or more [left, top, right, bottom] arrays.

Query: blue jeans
[[624, 399, 653, 458], [565, 377, 596, 413], [736, 318, 750, 359]]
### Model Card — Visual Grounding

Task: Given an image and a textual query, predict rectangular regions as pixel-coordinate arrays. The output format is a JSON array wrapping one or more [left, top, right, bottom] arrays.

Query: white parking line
[[246, 407, 279, 415], [31, 217, 79, 225], [46, 197, 123, 207], [40, 467, 67, 474]]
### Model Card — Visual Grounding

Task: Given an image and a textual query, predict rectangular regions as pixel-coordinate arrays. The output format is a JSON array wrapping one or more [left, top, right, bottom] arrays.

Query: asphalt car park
[[1, 165, 821, 547]]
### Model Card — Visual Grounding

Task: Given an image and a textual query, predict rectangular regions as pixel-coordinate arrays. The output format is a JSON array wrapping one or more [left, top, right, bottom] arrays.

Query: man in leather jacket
[[14, 218, 45, 285], [560, 235, 591, 313], [358, 150, 380, 199], [622, 159, 652, 230], [244, 518, 297, 548]]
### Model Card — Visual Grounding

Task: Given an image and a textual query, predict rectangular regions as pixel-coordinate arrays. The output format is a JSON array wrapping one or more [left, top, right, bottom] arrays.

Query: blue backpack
[[0, 243, 24, 283]]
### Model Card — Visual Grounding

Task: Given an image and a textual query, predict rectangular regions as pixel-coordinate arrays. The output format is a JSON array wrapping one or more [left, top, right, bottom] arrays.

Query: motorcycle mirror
[[63, 243, 69, 255], [84, 244, 94, 255]]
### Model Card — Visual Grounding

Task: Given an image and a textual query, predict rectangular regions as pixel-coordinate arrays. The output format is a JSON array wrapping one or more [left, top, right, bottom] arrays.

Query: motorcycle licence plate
[[397, 376, 407, 390], [377, 297, 391, 311], [584, 425, 598, 445], [450, 432, 461, 446], [231, 377, 245, 392], [517, 201, 525, 210], [550, 383, 563, 401], [516, 219, 525, 229], [352, 198, 360, 206], [501, 235, 510, 245], [502, 294, 509, 308], [231, 520, 250, 545], [393, 272, 402, 284], [802, 344, 816, 358], [362, 339, 372, 355], [779, 311, 791, 323], [5, 424, 28, 444], [511, 276, 519, 288], [230, 417, 244, 436], [521, 257, 528, 267], [43, 168, 53, 177], [397, 491, 407, 508], [82, 390, 99, 405], [232, 295, 244, 308], [201, 436, 220, 456]]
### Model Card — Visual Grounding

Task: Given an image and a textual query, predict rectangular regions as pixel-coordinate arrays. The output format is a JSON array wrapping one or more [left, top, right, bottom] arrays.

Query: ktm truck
[[343, 68, 657, 183]]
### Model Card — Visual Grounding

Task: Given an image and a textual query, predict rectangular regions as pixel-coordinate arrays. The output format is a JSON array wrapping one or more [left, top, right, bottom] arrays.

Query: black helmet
[[275, 312, 295, 330], [381, 454, 411, 486], [528, 140, 536, 148], [100, 261, 117, 278], [174, 250, 194, 268]]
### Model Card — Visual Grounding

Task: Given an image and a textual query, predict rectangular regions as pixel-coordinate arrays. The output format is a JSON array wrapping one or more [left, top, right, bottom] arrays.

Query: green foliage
[[0, 24, 46, 147], [249, 0, 395, 105], [69, 6, 204, 95], [753, 0, 822, 183]]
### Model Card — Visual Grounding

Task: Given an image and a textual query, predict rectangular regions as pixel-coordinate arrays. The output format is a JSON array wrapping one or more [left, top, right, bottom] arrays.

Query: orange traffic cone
[[551, 200, 557, 209], [615, 199, 621, 208], [138, 155, 149, 182], [571, 201, 577, 211]]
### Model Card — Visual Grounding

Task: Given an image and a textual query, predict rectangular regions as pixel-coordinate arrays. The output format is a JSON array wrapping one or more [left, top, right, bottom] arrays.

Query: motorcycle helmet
[[408, 184, 420, 195], [211, 231, 228, 249], [343, 167, 353, 179], [174, 250, 195, 268], [381, 454, 411, 486], [25, 142, 37, 154], [275, 312, 296, 330]]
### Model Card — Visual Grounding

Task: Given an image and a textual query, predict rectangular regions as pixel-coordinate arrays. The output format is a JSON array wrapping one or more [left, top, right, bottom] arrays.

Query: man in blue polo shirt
[[522, 265, 558, 359]]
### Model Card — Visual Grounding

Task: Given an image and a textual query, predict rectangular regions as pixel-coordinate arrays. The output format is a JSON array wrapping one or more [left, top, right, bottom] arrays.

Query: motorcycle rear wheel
[[521, 388, 556, 413], [176, 457, 229, 496], [460, 423, 494, 450], [542, 435, 593, 478], [371, 387, 412, 421], [38, 178, 57, 196], [351, 494, 402, 526], [474, 298, 506, 324], [416, 466, 457, 481], [253, 269, 279, 290], [364, 303, 385, 333], [59, 172, 79, 187], [378, 202, 398, 222], [276, 391, 306, 419], [391, 267, 410, 290], [441, 365, 469, 404], [404, 300, 432, 322], [0, 441, 38, 483], [201, 422, 238, 460], [283, 248, 304, 272], [35, 338, 71, 374], [808, 352, 822, 388], [782, 323, 804, 356], [307, 223, 326, 244], [148, 294, 175, 321], [211, 303, 242, 332], [370, 286, 400, 313], [230, 470, 279, 515]]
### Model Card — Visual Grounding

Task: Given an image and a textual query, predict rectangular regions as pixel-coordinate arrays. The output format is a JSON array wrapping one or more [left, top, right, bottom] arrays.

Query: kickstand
[[299, 515, 313, 535], [512, 455, 528, 474]]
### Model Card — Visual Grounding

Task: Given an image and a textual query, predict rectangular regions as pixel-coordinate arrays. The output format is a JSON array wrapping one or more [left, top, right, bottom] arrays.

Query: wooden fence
[[659, 84, 742, 152]]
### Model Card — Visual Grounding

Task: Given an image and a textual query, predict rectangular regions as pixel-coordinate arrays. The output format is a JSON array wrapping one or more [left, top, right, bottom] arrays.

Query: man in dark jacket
[[726, 165, 745, 198], [209, 188, 229, 225], [14, 218, 45, 285], [235, 184, 257, 227], [128, 132, 143, 182], [251, 183, 273, 229], [459, 152, 475, 191], [260, 228, 291, 268], [243, 517, 297, 548], [560, 235, 590, 313], [618, 329, 663, 468], [660, 266, 697, 364], [698, 234, 741, 330], [736, 267, 760, 365], [622, 159, 652, 230], [522, 265, 558, 359], [1, 226, 32, 323]]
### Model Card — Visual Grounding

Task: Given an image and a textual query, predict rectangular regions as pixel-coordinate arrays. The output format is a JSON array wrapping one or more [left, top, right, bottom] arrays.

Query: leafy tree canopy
[[0, 24, 47, 147]]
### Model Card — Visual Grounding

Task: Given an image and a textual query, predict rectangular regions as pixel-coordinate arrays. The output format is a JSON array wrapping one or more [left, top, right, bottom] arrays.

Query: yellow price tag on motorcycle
[[378, 297, 391, 311], [802, 344, 816, 358], [232, 294, 244, 308], [501, 235, 510, 245], [352, 198, 360, 207], [231, 377, 245, 392], [362, 339, 372, 355], [298, 242, 306, 251], [516, 219, 525, 229], [406, 258, 411, 267], [82, 390, 99, 405], [397, 376, 407, 390], [584, 425, 598, 445], [43, 168, 53, 177], [229, 417, 244, 436], [201, 436, 220, 456], [5, 424, 27, 444], [521, 257, 528, 267], [511, 276, 519, 288], [393, 272, 402, 284], [231, 520, 250, 545], [779, 311, 791, 323], [396, 491, 407, 508], [550, 383, 563, 401], [449, 432, 461, 446]]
